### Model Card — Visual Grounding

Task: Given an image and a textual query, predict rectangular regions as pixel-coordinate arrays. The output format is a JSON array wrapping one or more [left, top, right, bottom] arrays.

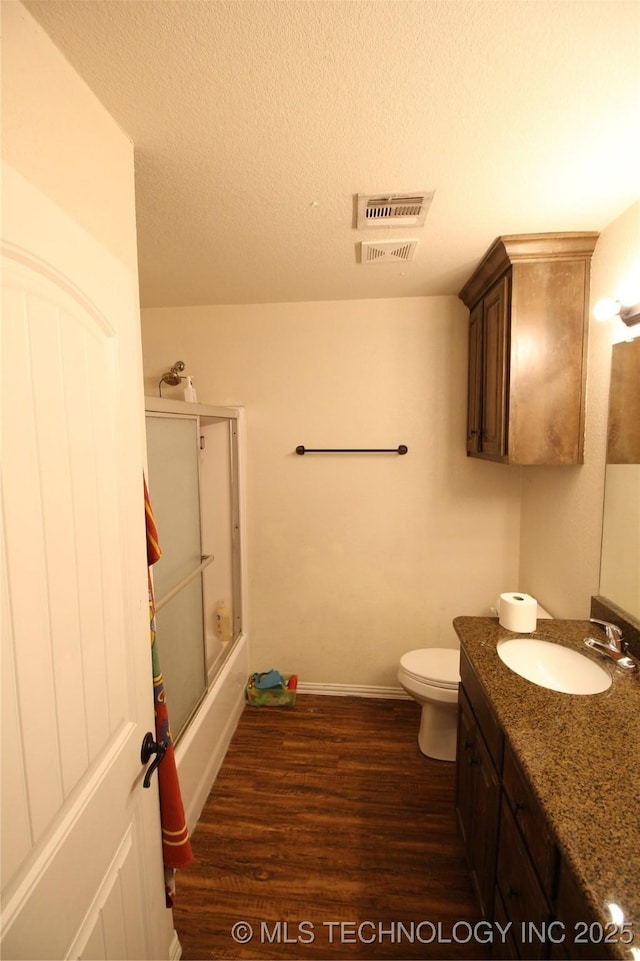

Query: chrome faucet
[[589, 618, 625, 652], [584, 618, 637, 673]]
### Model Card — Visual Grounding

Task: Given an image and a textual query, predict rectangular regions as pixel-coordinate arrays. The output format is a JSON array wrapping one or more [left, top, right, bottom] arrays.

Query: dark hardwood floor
[[172, 695, 489, 960]]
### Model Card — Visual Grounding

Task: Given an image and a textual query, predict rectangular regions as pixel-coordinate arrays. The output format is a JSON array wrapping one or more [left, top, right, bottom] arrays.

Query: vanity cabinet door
[[550, 860, 620, 960], [496, 802, 552, 960], [493, 890, 521, 961], [455, 686, 501, 919], [459, 649, 504, 769], [503, 743, 558, 898], [455, 688, 476, 849], [469, 722, 501, 919]]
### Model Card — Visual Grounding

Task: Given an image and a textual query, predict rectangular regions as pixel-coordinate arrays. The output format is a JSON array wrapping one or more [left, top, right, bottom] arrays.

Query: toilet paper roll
[[498, 592, 538, 633]]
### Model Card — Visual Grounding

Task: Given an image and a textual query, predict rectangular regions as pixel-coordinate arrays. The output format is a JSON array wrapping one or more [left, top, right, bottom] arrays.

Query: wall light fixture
[[158, 360, 185, 396], [594, 298, 640, 326]]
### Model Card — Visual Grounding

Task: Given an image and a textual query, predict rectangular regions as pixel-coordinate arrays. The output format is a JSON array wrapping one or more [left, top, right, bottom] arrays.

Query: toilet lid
[[400, 648, 460, 688]]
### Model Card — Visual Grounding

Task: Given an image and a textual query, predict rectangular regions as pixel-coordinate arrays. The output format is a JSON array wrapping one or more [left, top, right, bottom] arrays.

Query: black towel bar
[[295, 445, 408, 455]]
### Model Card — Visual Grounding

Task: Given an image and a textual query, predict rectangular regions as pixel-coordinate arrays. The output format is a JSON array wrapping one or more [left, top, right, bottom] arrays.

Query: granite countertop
[[453, 616, 640, 961]]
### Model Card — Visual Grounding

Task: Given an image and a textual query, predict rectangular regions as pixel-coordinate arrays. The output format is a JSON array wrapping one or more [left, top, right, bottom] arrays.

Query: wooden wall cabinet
[[459, 233, 598, 465], [456, 649, 612, 960]]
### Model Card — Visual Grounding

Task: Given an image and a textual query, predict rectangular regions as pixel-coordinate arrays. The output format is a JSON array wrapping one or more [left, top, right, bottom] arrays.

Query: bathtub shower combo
[[145, 397, 248, 829]]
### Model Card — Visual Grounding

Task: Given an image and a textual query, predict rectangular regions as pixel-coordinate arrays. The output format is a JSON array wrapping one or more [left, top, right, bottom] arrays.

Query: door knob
[[140, 732, 167, 788]]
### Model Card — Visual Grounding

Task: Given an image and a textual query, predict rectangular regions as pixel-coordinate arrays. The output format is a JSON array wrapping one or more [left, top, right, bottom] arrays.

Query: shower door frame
[[145, 397, 244, 727]]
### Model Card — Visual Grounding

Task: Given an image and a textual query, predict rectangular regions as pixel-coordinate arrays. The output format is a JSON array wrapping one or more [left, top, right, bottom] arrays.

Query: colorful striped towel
[[144, 477, 193, 906]]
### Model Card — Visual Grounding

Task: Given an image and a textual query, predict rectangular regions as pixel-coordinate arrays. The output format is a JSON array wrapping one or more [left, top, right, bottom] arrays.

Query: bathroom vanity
[[453, 616, 640, 960]]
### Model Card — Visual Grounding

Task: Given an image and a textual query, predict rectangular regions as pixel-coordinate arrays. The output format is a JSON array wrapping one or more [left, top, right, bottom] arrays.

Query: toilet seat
[[399, 648, 460, 689]]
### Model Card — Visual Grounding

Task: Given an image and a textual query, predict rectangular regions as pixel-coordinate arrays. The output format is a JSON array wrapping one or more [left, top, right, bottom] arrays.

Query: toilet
[[397, 648, 460, 761]]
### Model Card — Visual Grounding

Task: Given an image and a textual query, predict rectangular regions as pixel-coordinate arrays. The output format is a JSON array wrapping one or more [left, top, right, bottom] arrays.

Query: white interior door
[[1, 164, 174, 959]]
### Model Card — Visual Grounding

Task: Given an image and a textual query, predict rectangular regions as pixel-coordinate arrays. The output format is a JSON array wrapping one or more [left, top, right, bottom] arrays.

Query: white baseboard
[[169, 929, 182, 960], [296, 681, 409, 699]]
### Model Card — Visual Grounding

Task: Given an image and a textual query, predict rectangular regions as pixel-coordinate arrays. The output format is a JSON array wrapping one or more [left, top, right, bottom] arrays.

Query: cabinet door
[[455, 686, 501, 919], [469, 727, 501, 918], [503, 743, 557, 898], [552, 861, 619, 960], [455, 689, 477, 848], [480, 275, 509, 458], [466, 302, 483, 454], [497, 803, 551, 960]]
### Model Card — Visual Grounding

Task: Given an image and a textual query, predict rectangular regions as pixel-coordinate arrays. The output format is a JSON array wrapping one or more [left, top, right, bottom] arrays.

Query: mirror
[[599, 337, 640, 621]]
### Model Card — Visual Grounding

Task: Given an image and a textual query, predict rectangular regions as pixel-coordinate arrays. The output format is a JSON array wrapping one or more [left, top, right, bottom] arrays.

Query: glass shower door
[[145, 413, 206, 737]]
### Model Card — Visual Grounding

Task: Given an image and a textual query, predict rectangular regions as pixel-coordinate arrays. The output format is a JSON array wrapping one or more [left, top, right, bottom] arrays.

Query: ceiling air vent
[[356, 191, 434, 229], [360, 239, 418, 264]]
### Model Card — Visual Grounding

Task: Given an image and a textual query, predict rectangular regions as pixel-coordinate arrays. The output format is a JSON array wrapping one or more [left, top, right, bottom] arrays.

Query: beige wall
[[2, 0, 148, 514], [142, 204, 639, 683], [1, 0, 137, 270], [142, 296, 523, 688], [8, 0, 637, 682], [519, 201, 640, 617]]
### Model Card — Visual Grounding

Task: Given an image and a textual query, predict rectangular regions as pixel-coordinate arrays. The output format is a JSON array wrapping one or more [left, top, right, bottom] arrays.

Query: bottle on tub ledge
[[183, 375, 197, 402], [215, 601, 231, 644]]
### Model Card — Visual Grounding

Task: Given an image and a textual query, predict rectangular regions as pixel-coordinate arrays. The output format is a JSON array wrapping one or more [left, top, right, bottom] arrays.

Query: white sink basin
[[497, 637, 612, 695]]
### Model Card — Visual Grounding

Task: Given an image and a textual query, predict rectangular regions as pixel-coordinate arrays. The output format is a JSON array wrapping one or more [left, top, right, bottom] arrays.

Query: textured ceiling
[[23, 0, 640, 308]]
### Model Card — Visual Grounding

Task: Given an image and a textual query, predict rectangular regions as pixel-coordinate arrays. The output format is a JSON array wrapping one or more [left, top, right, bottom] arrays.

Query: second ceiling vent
[[360, 239, 418, 264], [356, 190, 434, 229]]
